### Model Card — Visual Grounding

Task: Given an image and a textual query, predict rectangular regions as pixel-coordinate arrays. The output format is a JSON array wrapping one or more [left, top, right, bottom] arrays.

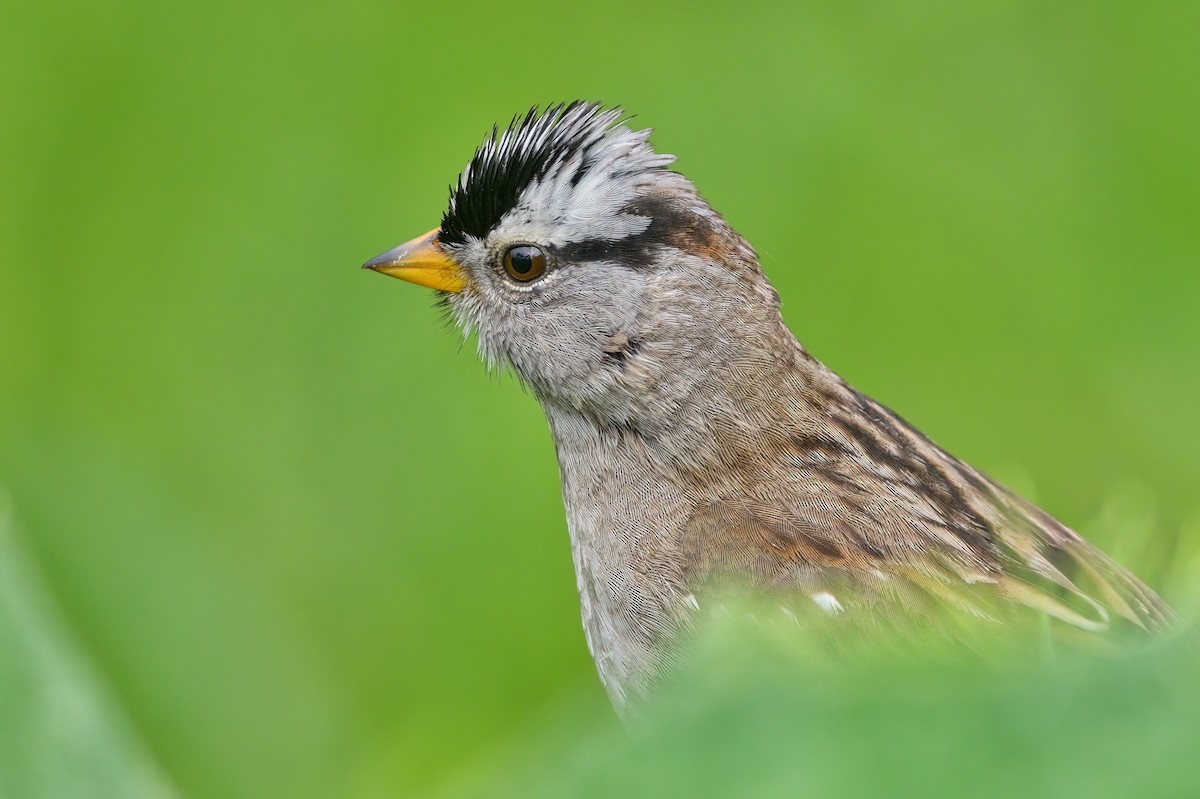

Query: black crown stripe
[[439, 102, 623, 246]]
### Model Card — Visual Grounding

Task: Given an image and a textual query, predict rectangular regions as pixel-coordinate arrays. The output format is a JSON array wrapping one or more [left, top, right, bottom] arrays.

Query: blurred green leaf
[[0, 498, 177, 799], [449, 613, 1200, 799]]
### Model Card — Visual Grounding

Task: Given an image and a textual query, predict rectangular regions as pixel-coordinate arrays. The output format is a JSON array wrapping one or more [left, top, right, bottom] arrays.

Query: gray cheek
[[503, 264, 646, 397], [542, 265, 642, 355]]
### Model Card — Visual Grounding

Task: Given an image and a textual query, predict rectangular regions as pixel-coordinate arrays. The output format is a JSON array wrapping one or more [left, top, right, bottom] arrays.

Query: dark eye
[[503, 245, 547, 282]]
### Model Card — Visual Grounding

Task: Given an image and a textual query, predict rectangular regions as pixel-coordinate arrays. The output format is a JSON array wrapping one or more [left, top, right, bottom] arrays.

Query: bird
[[363, 102, 1170, 712]]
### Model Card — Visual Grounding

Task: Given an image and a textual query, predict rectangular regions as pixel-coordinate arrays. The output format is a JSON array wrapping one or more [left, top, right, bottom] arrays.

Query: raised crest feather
[[440, 102, 650, 246]]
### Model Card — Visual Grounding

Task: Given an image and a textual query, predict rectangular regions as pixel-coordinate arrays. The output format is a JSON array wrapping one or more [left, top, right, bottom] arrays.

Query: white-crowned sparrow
[[364, 102, 1169, 711]]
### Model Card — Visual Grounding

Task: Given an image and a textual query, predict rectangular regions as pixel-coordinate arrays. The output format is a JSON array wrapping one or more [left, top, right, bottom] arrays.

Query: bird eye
[[503, 245, 547, 282]]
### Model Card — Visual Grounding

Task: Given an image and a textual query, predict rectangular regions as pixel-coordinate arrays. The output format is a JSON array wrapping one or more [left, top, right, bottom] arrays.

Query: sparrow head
[[365, 102, 782, 429]]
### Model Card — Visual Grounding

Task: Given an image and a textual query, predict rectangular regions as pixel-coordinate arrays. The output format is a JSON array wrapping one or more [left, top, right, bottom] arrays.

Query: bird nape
[[363, 102, 1170, 715]]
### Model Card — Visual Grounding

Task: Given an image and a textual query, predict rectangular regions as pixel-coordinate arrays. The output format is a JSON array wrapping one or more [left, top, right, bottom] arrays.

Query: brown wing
[[676, 376, 1171, 636], [679, 494, 1170, 634]]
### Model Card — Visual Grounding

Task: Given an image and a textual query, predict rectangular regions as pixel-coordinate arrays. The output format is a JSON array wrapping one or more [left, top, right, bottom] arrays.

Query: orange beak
[[362, 227, 467, 293]]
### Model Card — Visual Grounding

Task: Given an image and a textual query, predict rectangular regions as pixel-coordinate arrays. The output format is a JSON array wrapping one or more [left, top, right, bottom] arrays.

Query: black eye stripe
[[555, 196, 715, 270], [557, 237, 656, 269]]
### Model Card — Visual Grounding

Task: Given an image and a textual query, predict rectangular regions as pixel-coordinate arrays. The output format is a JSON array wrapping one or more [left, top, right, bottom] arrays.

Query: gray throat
[[543, 401, 694, 710], [540, 313, 805, 710]]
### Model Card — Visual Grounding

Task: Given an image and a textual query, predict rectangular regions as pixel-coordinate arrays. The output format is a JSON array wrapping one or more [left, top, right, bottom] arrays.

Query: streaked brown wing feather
[[676, 373, 1171, 635], [679, 492, 1170, 637], [989, 489, 1172, 630]]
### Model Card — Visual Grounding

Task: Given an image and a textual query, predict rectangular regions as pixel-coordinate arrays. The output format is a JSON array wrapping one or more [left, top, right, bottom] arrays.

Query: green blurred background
[[1, 1, 1198, 797]]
